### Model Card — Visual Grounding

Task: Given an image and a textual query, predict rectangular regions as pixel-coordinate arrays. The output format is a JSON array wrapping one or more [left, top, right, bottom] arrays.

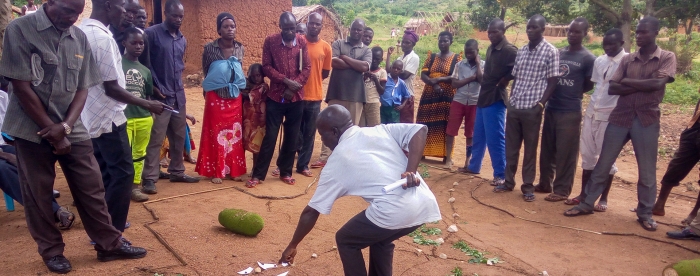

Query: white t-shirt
[[586, 50, 627, 121], [308, 124, 442, 230], [398, 51, 420, 96], [0, 90, 8, 145]]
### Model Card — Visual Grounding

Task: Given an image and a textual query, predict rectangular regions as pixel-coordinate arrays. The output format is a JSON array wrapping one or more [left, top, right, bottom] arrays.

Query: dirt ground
[[3, 77, 700, 276]]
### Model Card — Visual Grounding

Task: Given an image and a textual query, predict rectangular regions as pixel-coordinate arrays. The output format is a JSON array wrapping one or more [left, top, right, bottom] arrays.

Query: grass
[[452, 240, 502, 265], [449, 267, 464, 276], [407, 224, 442, 246]]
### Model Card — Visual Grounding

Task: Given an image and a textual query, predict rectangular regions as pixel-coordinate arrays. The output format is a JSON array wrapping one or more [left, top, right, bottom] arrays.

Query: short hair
[[571, 17, 590, 32], [465, 39, 478, 48], [122, 27, 144, 43], [364, 27, 374, 33], [529, 14, 547, 28], [604, 28, 624, 42], [279, 11, 296, 24], [639, 16, 660, 32], [371, 46, 383, 54], [164, 0, 182, 14], [488, 18, 506, 31], [438, 31, 453, 41]]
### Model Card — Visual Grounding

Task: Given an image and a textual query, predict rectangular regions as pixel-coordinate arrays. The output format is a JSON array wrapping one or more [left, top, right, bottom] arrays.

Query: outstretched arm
[[279, 206, 321, 264]]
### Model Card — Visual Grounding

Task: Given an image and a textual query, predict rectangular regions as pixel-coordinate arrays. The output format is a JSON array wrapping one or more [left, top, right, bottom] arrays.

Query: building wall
[[319, 11, 337, 44]]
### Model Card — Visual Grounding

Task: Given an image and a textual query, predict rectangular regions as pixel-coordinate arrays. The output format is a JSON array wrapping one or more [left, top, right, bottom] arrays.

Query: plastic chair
[[3, 192, 14, 211]]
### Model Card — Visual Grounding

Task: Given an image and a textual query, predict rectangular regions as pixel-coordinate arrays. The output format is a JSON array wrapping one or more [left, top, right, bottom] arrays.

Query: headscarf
[[216, 12, 235, 31], [403, 30, 419, 44]]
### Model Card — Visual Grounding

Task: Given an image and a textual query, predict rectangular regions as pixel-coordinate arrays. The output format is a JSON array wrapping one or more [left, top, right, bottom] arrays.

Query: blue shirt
[[145, 23, 187, 109], [380, 75, 410, 107]]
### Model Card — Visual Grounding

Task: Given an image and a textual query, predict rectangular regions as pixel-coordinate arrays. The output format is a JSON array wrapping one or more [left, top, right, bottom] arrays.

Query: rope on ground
[[231, 176, 319, 200]]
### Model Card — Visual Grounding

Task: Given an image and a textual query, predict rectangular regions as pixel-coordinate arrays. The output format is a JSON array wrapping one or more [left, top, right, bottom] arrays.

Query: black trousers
[[335, 211, 421, 276], [661, 123, 700, 188], [92, 123, 134, 232], [296, 100, 321, 172], [253, 99, 303, 180], [538, 110, 582, 196]]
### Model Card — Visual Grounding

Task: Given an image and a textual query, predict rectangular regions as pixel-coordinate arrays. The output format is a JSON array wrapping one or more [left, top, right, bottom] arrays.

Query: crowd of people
[[1, 0, 699, 274]]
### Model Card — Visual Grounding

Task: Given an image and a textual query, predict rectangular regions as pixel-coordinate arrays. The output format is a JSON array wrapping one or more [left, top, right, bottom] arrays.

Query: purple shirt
[[145, 23, 187, 109]]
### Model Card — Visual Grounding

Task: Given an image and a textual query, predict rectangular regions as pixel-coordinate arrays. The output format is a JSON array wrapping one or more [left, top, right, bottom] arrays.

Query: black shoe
[[169, 174, 201, 183], [53, 190, 60, 198], [158, 171, 171, 179], [96, 242, 147, 262], [44, 255, 71, 274], [667, 228, 700, 240], [141, 179, 157, 195]]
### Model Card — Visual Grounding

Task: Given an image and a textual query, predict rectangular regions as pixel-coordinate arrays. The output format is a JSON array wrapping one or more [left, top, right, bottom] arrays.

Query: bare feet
[[682, 215, 696, 225], [230, 176, 243, 182], [443, 159, 453, 169], [211, 178, 223, 184], [652, 205, 665, 216]]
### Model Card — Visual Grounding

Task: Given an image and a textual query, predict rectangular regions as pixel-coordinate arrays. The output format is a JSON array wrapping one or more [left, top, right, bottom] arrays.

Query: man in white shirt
[[566, 28, 626, 211], [80, 0, 167, 236], [280, 105, 441, 275]]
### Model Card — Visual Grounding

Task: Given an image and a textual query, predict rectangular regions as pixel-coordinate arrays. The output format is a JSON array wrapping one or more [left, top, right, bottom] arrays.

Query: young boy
[[361, 46, 387, 127], [122, 27, 155, 202], [380, 60, 410, 124], [448, 39, 484, 169]]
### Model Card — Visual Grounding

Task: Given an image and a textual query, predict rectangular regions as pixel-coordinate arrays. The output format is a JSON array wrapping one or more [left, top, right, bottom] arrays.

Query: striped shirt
[[0, 5, 101, 144], [509, 39, 560, 109], [609, 46, 676, 128], [202, 39, 245, 99], [79, 19, 127, 138]]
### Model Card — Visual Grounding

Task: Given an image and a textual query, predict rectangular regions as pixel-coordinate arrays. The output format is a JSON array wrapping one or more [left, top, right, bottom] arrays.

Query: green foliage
[[467, 0, 502, 31], [292, 0, 308, 6], [449, 267, 463, 276], [658, 32, 700, 75], [407, 224, 442, 246], [452, 240, 502, 265]]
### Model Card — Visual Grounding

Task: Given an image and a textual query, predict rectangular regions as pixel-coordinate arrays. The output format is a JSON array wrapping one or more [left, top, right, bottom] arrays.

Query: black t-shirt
[[546, 47, 596, 112]]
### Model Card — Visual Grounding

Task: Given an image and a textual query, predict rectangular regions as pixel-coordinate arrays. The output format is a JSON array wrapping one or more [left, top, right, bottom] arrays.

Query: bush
[[658, 33, 700, 75]]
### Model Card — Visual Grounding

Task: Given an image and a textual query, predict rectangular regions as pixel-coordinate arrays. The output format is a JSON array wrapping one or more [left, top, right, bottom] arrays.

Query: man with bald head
[[314, 19, 372, 168], [0, 0, 146, 272], [248, 12, 310, 187], [280, 105, 441, 275], [494, 15, 559, 202]]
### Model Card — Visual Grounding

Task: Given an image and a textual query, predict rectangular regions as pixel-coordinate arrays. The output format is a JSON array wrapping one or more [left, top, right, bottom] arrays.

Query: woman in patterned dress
[[416, 31, 462, 161], [195, 13, 247, 184]]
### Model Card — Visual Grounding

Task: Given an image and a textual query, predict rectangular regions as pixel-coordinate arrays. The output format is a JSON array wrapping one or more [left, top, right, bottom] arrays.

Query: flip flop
[[564, 197, 581, 205], [310, 160, 326, 169], [245, 179, 260, 188], [544, 193, 568, 202], [297, 169, 314, 177], [523, 193, 535, 202], [564, 207, 594, 217], [280, 176, 296, 185], [594, 203, 608, 212], [637, 218, 658, 232], [493, 185, 513, 193], [271, 168, 280, 177], [56, 207, 75, 230]]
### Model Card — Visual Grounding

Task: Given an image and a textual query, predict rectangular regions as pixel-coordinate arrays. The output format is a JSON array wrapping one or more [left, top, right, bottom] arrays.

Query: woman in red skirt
[[196, 13, 247, 184]]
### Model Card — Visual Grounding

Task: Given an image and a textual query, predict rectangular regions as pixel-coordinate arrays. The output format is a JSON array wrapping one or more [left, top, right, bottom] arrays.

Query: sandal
[[280, 176, 296, 185], [493, 184, 513, 193], [245, 179, 260, 188], [637, 218, 658, 232], [310, 160, 326, 169], [271, 168, 280, 177], [544, 193, 568, 202], [563, 207, 594, 217], [564, 197, 581, 205], [533, 184, 552, 194], [523, 193, 535, 202], [594, 203, 608, 212], [56, 207, 75, 230], [297, 169, 314, 177]]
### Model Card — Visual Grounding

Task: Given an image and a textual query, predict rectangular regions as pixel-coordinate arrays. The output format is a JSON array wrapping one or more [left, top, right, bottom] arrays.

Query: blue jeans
[[468, 100, 506, 178]]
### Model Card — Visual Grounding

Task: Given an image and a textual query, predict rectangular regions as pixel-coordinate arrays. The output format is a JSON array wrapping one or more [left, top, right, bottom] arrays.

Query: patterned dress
[[242, 81, 268, 154], [416, 51, 462, 158]]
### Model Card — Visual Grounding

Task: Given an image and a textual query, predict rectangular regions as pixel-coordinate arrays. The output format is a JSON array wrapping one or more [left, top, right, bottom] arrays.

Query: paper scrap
[[277, 272, 289, 276], [382, 173, 426, 193], [281, 262, 289, 267], [258, 262, 277, 270], [237, 267, 253, 275]]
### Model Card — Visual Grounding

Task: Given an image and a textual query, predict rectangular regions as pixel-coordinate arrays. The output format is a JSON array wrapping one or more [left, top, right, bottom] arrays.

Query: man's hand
[[152, 87, 166, 100], [0, 151, 17, 166], [395, 103, 405, 111], [279, 245, 297, 264], [283, 89, 295, 101], [38, 124, 67, 143], [51, 137, 72, 155], [364, 72, 378, 82], [284, 78, 303, 92], [401, 171, 420, 189], [147, 100, 169, 115], [186, 114, 197, 125]]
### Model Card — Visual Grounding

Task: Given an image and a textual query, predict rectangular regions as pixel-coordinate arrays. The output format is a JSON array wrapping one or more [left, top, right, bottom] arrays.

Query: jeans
[[580, 118, 659, 220], [253, 99, 303, 180], [92, 122, 135, 232], [468, 101, 506, 178], [296, 100, 321, 172]]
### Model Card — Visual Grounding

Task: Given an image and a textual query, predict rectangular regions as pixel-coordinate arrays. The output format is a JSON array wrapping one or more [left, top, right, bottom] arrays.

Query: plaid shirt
[[509, 40, 560, 109]]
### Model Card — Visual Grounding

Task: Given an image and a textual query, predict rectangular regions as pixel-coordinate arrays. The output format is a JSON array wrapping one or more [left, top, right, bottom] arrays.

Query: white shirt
[[79, 19, 127, 138], [0, 90, 8, 145], [398, 50, 420, 96], [308, 124, 442, 230], [586, 50, 627, 121]]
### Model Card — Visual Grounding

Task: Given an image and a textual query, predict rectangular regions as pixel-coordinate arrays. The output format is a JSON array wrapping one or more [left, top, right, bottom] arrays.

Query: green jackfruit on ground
[[662, 259, 700, 276], [218, 208, 264, 236]]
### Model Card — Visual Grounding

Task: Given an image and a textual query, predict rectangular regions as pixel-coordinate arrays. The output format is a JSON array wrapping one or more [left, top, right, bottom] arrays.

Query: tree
[[0, 0, 11, 60], [292, 0, 308, 6]]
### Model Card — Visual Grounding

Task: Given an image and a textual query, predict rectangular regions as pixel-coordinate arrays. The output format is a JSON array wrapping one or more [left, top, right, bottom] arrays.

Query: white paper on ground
[[281, 262, 289, 267], [382, 173, 426, 193], [277, 272, 289, 276], [237, 267, 253, 275], [258, 261, 277, 269]]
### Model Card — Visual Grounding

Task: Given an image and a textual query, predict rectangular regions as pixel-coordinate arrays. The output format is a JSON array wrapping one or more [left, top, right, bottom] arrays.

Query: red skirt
[[195, 92, 247, 178]]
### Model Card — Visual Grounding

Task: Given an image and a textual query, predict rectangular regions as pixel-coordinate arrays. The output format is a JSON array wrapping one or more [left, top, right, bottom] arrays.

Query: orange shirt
[[303, 38, 332, 101]]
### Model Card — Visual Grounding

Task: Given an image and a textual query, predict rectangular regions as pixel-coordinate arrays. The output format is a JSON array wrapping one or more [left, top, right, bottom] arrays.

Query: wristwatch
[[60, 122, 72, 135]]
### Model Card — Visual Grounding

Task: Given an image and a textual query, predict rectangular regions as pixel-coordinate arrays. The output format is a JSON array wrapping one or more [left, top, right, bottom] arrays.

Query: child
[[242, 64, 269, 175], [122, 27, 154, 202], [448, 39, 484, 170], [380, 60, 410, 124], [361, 46, 387, 127]]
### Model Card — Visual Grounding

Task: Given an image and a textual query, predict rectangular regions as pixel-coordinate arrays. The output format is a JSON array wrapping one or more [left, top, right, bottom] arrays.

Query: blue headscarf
[[202, 55, 246, 98]]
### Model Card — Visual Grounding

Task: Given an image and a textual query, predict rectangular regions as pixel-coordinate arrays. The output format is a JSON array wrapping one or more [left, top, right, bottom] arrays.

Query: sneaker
[[141, 179, 157, 194], [131, 189, 149, 202], [667, 228, 700, 240], [491, 177, 505, 186], [169, 174, 201, 183], [96, 241, 147, 262]]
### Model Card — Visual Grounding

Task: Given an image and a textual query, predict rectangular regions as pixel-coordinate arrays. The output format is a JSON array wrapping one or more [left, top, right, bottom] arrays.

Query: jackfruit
[[662, 259, 700, 276], [218, 208, 264, 236]]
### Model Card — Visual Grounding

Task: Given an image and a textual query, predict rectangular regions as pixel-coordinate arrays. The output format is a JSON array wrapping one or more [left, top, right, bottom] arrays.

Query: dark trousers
[[399, 96, 414, 123], [253, 99, 303, 180], [580, 118, 659, 220], [296, 100, 321, 172], [660, 123, 700, 188], [538, 110, 582, 196], [15, 139, 122, 259], [504, 105, 543, 193], [0, 145, 60, 213], [92, 123, 135, 232], [335, 211, 421, 276], [144, 103, 187, 182]]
